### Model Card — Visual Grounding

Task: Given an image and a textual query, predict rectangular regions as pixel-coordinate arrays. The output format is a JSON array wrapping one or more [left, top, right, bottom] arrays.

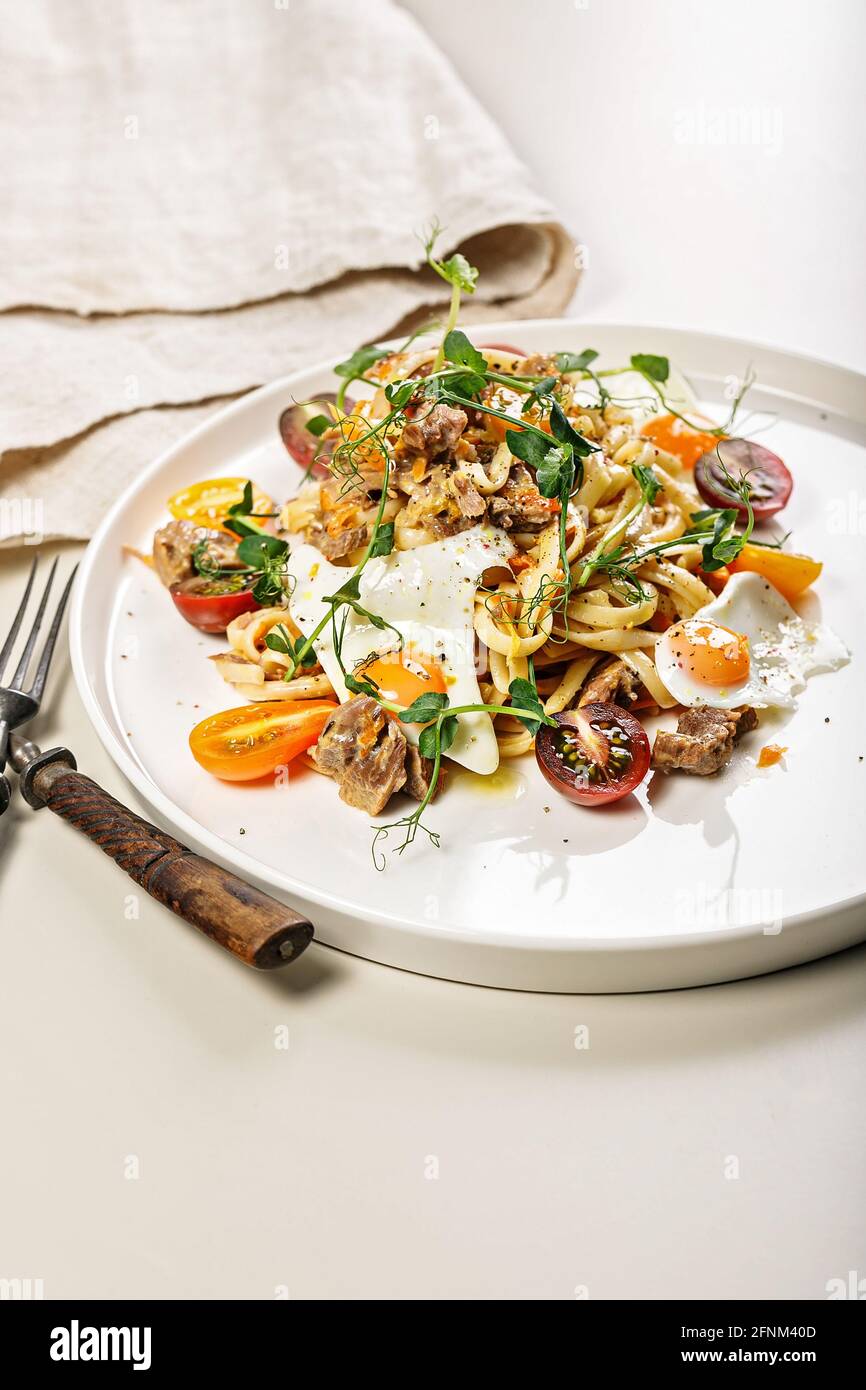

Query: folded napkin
[[0, 0, 579, 544]]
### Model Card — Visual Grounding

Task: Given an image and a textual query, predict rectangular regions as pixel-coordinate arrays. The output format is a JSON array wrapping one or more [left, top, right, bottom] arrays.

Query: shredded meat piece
[[515, 353, 559, 376], [579, 658, 642, 708], [314, 696, 407, 814], [152, 519, 241, 588], [399, 463, 480, 538], [313, 524, 367, 561], [401, 404, 468, 459], [450, 471, 487, 520], [652, 705, 758, 776], [488, 464, 557, 532], [403, 745, 444, 802]]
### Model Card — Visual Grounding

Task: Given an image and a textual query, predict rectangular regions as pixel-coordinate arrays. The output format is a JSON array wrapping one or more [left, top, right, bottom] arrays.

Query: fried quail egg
[[655, 572, 849, 709], [286, 525, 515, 775]]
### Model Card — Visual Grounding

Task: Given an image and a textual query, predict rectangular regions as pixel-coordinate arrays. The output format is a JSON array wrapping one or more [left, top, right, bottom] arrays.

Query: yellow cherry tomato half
[[167, 478, 274, 531], [727, 543, 822, 601], [189, 700, 337, 782]]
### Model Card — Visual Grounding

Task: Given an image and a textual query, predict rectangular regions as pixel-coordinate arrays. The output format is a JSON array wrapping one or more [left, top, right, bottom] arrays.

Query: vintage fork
[[0, 558, 73, 808], [0, 558, 313, 969]]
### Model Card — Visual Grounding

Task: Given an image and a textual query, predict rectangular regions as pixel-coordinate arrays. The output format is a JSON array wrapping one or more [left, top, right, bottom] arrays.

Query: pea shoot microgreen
[[423, 221, 479, 370], [333, 344, 390, 411], [583, 456, 757, 601], [220, 480, 280, 540], [370, 676, 555, 869], [192, 508, 290, 607]]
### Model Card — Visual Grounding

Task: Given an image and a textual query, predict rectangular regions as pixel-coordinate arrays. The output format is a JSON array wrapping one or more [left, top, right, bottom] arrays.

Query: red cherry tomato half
[[478, 342, 528, 357], [694, 438, 792, 520], [279, 392, 352, 479], [170, 576, 260, 633], [535, 702, 651, 807]]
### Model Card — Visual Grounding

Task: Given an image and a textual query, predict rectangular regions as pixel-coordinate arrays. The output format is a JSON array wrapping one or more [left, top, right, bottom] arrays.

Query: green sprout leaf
[[236, 534, 288, 567], [305, 414, 331, 437], [326, 573, 361, 603], [505, 427, 551, 471], [368, 521, 395, 558], [443, 329, 486, 374], [384, 378, 419, 408], [437, 714, 458, 754], [521, 375, 558, 414], [265, 627, 317, 668], [555, 349, 599, 373], [507, 677, 547, 735], [630, 353, 670, 384], [399, 690, 450, 725], [229, 480, 254, 515], [549, 400, 595, 458], [535, 444, 573, 500], [632, 463, 662, 507], [432, 251, 478, 294], [334, 344, 389, 382]]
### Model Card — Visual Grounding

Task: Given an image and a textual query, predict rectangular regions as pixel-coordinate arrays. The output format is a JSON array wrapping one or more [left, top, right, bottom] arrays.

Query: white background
[[0, 0, 863, 1302], [404, 0, 866, 369]]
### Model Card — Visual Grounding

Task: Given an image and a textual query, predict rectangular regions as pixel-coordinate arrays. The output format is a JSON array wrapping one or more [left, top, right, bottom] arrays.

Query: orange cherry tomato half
[[167, 478, 274, 531], [641, 414, 722, 469], [697, 563, 731, 596], [726, 542, 821, 601], [189, 700, 337, 782]]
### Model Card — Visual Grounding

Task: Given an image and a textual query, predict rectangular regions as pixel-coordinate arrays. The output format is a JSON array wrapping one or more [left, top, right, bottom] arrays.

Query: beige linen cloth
[[0, 0, 579, 545]]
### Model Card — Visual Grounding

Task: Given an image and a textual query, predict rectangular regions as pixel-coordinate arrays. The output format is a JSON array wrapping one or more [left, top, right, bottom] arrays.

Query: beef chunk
[[403, 744, 444, 802], [451, 471, 486, 520], [401, 404, 468, 459], [152, 519, 241, 588], [652, 705, 758, 776], [579, 658, 641, 708], [314, 696, 407, 813], [314, 523, 367, 561], [488, 464, 557, 532]]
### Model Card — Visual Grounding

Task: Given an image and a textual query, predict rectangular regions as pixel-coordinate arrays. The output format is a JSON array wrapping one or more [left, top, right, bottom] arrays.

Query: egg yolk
[[358, 650, 447, 707], [665, 618, 750, 687]]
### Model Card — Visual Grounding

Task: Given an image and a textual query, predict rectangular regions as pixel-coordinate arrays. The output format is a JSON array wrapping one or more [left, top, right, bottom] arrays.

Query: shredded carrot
[[508, 552, 534, 575], [122, 545, 154, 568], [757, 744, 787, 769]]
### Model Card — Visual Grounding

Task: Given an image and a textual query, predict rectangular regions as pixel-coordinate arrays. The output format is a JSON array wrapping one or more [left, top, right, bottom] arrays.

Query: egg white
[[568, 364, 698, 425], [656, 572, 849, 709], [286, 525, 515, 775]]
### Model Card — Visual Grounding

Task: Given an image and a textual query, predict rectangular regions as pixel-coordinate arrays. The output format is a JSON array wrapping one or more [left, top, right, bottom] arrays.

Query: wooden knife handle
[[23, 753, 313, 969]]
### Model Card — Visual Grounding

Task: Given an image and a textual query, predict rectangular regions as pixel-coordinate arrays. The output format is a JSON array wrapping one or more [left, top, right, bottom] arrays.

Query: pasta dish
[[143, 234, 848, 865]]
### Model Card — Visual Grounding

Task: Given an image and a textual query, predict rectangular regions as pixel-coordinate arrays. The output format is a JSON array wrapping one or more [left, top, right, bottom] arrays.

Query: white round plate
[[70, 322, 866, 991]]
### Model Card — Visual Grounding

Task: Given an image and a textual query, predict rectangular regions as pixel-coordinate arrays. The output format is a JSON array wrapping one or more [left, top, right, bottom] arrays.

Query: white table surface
[[1, 0, 864, 1300]]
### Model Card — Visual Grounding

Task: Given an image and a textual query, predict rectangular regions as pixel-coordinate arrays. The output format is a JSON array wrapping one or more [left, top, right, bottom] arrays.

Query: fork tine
[[29, 565, 78, 701], [0, 556, 38, 683], [11, 557, 57, 691]]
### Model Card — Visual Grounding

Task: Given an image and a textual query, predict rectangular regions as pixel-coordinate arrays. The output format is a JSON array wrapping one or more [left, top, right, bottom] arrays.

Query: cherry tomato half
[[478, 342, 528, 356], [167, 478, 273, 531], [694, 439, 792, 520], [535, 702, 651, 807], [279, 394, 349, 478], [189, 700, 338, 782], [170, 576, 260, 633]]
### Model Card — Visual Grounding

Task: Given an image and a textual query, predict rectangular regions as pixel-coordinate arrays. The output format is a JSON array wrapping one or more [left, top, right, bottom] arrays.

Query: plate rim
[[68, 319, 866, 982]]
